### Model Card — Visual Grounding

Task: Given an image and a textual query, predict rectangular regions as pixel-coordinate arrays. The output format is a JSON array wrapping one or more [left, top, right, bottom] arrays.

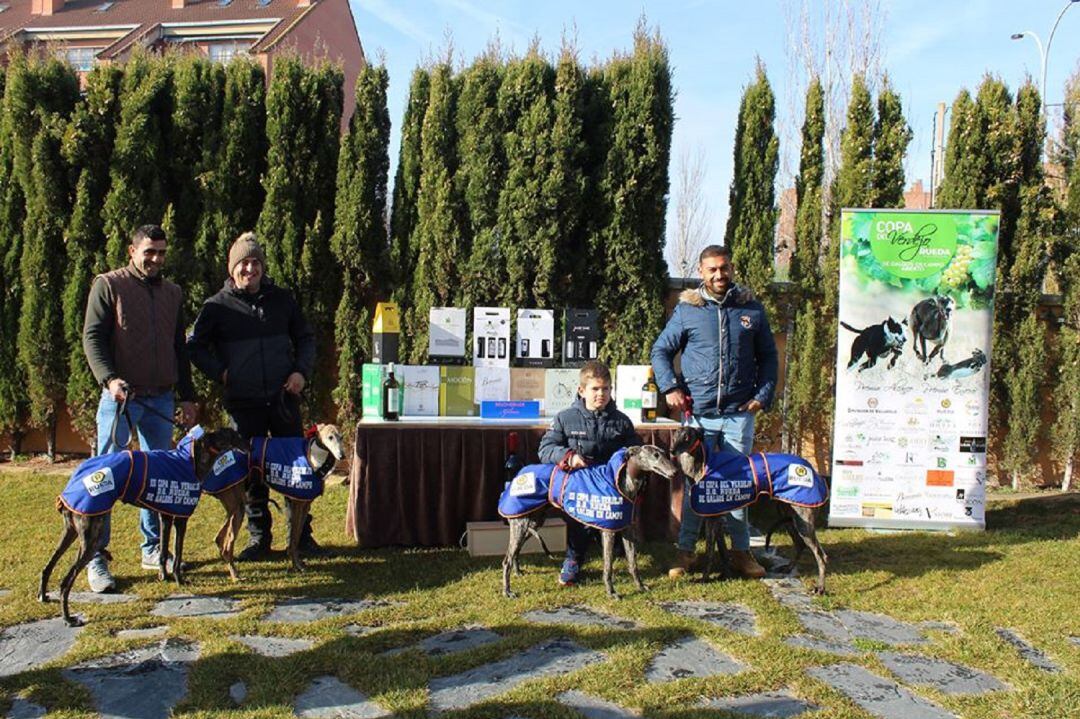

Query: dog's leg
[[502, 517, 533, 598], [159, 515, 173, 582], [40, 513, 78, 602], [286, 500, 310, 572], [702, 518, 716, 582], [790, 506, 828, 594], [622, 523, 646, 593], [58, 517, 101, 627], [173, 518, 187, 587], [600, 529, 618, 599], [216, 490, 245, 581]]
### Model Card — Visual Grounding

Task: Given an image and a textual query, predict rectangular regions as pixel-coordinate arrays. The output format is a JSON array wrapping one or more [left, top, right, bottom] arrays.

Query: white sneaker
[[141, 549, 182, 573], [86, 556, 116, 593], [748, 525, 767, 548]]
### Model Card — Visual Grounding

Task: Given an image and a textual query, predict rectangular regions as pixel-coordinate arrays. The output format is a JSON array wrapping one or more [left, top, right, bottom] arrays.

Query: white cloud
[[354, 0, 435, 46]]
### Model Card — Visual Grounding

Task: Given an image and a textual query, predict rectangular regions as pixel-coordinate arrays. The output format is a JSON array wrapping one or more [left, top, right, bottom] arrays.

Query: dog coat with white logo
[[497, 448, 635, 531], [250, 437, 323, 502], [690, 451, 828, 516], [60, 427, 249, 517]]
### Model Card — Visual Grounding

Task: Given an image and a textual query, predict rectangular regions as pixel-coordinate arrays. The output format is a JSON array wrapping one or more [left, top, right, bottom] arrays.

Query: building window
[[208, 42, 249, 64], [63, 47, 99, 73]]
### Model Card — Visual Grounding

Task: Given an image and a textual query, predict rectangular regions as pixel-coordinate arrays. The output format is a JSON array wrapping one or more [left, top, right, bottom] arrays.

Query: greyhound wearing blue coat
[[671, 425, 830, 593], [39, 427, 248, 626], [498, 444, 680, 599]]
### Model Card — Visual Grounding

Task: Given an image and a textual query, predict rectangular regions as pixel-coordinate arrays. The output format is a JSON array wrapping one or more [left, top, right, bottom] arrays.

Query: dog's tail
[[839, 321, 863, 334], [527, 526, 556, 559]]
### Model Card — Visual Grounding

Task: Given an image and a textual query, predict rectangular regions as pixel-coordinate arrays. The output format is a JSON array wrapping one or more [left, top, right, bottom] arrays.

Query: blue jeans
[[677, 412, 755, 552], [95, 389, 175, 557]]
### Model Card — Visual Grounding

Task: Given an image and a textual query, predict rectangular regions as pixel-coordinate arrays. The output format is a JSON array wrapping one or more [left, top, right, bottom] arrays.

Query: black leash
[[107, 385, 187, 450]]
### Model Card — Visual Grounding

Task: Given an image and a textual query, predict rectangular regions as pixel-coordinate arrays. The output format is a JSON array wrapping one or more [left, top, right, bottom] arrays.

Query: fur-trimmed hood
[[679, 284, 755, 307]]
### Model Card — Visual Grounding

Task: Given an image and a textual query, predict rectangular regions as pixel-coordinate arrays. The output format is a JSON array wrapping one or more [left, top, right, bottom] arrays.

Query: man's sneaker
[[237, 541, 271, 562], [141, 549, 190, 573], [748, 524, 767, 548], [86, 555, 116, 593], [558, 559, 580, 586], [729, 549, 766, 579], [667, 550, 697, 579], [298, 537, 334, 558]]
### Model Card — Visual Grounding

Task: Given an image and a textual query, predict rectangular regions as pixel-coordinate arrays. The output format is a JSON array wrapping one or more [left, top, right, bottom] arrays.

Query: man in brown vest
[[82, 224, 197, 592]]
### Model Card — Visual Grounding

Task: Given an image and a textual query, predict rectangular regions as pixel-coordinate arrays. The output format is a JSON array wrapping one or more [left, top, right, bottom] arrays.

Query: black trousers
[[229, 392, 313, 546]]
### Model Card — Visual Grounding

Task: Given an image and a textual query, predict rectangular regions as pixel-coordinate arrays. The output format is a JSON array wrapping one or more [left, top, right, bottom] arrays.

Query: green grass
[[0, 471, 1077, 718]]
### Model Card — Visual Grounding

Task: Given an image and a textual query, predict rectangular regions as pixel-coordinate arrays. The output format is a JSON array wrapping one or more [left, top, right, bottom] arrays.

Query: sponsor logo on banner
[[831, 501, 861, 516], [834, 484, 860, 498], [83, 468, 115, 497], [959, 436, 987, 453], [926, 469, 954, 487], [862, 502, 893, 518]]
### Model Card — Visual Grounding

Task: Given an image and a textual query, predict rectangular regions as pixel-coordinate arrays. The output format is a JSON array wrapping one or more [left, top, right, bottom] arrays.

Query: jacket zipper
[[149, 282, 158, 389], [716, 297, 724, 412]]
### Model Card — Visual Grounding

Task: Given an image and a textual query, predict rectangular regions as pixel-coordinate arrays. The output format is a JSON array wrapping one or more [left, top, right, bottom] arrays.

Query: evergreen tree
[[935, 90, 980, 209], [62, 64, 123, 443], [972, 77, 1020, 277], [497, 48, 559, 309], [784, 78, 826, 453], [388, 68, 429, 360], [103, 51, 173, 265], [17, 121, 72, 459], [577, 66, 615, 309], [549, 46, 590, 305], [594, 25, 673, 364], [790, 78, 825, 295], [871, 77, 913, 208], [331, 65, 391, 425], [0, 69, 25, 456], [168, 55, 224, 313], [408, 63, 465, 362], [192, 58, 267, 303], [456, 50, 506, 307], [724, 59, 779, 314]]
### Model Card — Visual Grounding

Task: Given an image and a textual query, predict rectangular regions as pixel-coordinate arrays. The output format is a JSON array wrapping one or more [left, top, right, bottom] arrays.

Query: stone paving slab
[[784, 633, 861, 657], [427, 639, 604, 713], [701, 691, 818, 717], [877, 652, 1006, 695], [918, 621, 960, 635], [116, 626, 169, 640], [384, 625, 501, 657], [45, 591, 138, 604], [763, 577, 814, 610], [645, 636, 744, 682], [63, 639, 200, 719], [230, 681, 248, 704], [995, 628, 1061, 673], [294, 676, 390, 718], [1069, 636, 1080, 648], [5, 698, 46, 718], [0, 618, 82, 678], [151, 594, 241, 620], [233, 634, 315, 657], [658, 601, 758, 635], [794, 608, 926, 646], [522, 606, 637, 630], [807, 663, 956, 719], [557, 690, 639, 718], [344, 624, 378, 637], [264, 597, 394, 623]]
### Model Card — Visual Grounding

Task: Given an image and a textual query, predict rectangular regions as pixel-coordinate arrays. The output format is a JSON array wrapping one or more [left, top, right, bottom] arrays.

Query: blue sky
[[349, 0, 1079, 258]]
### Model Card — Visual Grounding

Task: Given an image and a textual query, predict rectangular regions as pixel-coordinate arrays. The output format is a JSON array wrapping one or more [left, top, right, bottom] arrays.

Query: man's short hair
[[131, 224, 166, 246], [699, 245, 732, 263], [579, 360, 612, 386]]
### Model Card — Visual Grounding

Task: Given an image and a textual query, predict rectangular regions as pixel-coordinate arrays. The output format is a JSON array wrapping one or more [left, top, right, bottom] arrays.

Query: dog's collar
[[305, 437, 337, 478], [682, 437, 707, 483]]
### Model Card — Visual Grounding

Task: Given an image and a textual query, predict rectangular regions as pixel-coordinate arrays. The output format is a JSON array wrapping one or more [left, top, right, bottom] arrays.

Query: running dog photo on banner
[[829, 209, 1000, 531]]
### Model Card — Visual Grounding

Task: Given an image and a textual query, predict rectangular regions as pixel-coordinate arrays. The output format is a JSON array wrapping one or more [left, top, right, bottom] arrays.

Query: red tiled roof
[[1, 1, 311, 45]]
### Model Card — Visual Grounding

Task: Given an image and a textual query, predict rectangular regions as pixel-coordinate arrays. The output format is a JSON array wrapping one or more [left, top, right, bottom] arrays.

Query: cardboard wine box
[[439, 366, 476, 416], [472, 307, 511, 367], [401, 365, 440, 416], [510, 368, 546, 407], [372, 302, 400, 365], [474, 366, 511, 404], [544, 368, 580, 416], [428, 307, 468, 364], [516, 309, 555, 367], [615, 365, 652, 424], [361, 363, 402, 419], [562, 308, 600, 366]]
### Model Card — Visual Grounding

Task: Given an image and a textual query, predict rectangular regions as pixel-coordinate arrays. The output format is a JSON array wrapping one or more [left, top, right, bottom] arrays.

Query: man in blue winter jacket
[[651, 245, 778, 579]]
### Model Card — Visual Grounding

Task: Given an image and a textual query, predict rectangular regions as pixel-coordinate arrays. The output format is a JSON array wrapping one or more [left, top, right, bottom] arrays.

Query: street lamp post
[[1011, 0, 1079, 115]]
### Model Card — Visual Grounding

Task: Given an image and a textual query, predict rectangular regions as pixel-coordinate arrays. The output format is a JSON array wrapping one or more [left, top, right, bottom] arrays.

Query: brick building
[[0, 0, 365, 120]]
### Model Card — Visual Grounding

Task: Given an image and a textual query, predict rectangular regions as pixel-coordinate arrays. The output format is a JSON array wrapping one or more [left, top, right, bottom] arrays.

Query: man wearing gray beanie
[[188, 232, 324, 559]]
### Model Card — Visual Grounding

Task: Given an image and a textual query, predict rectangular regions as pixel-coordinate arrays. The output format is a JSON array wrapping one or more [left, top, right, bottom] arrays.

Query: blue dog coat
[[690, 450, 828, 517], [59, 426, 248, 517], [497, 448, 635, 531], [250, 437, 323, 502]]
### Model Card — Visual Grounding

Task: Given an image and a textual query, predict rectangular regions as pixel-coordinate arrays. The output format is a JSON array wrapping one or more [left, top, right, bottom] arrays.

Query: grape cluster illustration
[[941, 243, 973, 289]]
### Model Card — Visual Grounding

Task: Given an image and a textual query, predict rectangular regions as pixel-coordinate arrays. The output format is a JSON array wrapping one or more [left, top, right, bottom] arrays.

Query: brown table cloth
[[344, 420, 683, 548]]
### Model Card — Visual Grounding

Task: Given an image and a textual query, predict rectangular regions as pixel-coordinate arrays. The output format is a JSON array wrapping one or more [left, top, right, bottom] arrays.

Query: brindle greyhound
[[501, 445, 681, 599], [212, 424, 345, 575], [671, 426, 829, 594], [39, 428, 248, 626]]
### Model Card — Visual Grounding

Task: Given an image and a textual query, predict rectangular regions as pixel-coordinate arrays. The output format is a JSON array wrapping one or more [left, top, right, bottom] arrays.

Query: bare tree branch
[[666, 145, 711, 279]]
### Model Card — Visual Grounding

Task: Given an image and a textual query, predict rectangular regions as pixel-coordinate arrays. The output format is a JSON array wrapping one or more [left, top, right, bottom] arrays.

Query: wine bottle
[[641, 367, 659, 422], [382, 363, 400, 421], [504, 431, 524, 484]]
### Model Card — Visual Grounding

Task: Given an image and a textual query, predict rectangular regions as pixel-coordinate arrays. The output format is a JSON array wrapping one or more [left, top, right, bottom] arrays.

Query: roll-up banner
[[828, 209, 1000, 531]]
